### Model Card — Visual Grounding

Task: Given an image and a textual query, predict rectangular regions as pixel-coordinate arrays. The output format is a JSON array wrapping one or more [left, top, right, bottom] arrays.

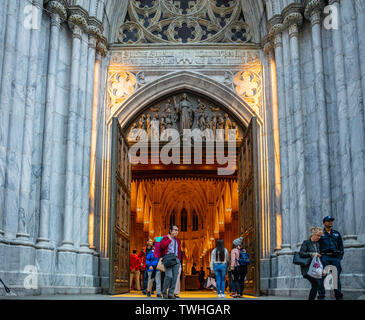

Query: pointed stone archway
[[100, 71, 270, 295]]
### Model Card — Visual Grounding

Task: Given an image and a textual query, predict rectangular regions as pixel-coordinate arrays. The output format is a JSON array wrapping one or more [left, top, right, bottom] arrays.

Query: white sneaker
[[221, 294, 226, 298], [217, 294, 222, 298]]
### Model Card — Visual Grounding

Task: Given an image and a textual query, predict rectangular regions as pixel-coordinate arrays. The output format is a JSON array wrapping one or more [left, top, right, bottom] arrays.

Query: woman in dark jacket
[[299, 226, 324, 300]]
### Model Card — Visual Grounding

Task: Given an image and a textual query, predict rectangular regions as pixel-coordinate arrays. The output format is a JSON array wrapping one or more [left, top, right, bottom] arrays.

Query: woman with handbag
[[299, 226, 325, 300]]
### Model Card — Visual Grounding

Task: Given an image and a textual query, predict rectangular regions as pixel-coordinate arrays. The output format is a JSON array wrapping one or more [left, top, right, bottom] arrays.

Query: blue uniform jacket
[[319, 229, 344, 260]]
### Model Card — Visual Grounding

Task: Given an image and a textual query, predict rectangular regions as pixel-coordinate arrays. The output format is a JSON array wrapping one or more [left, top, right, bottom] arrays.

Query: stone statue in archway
[[174, 93, 194, 133]]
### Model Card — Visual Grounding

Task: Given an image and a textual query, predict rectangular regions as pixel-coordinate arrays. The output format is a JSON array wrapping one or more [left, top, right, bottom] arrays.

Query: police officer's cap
[[323, 216, 335, 223]]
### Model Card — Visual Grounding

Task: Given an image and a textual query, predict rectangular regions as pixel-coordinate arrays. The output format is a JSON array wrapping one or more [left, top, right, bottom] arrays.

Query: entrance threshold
[[112, 290, 258, 299]]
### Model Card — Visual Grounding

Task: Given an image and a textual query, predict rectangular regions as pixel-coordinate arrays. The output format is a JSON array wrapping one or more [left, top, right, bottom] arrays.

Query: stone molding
[[45, 0, 67, 21]]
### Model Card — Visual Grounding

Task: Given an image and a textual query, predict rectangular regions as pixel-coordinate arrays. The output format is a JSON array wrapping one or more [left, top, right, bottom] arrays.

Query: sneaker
[[157, 294, 162, 298], [217, 294, 221, 298], [163, 294, 168, 299], [221, 294, 226, 298], [168, 295, 176, 299], [174, 294, 180, 298], [146, 291, 151, 297]]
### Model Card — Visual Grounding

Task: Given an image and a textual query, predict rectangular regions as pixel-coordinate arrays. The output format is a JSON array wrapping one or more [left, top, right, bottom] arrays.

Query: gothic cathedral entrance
[[107, 91, 260, 297]]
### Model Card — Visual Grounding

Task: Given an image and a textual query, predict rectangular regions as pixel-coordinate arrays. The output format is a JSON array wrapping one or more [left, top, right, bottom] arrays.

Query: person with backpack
[[145, 241, 160, 297], [230, 237, 249, 298], [210, 239, 229, 298]]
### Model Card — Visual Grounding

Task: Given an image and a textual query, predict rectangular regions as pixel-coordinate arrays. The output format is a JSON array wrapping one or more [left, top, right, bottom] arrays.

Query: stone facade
[[0, 0, 364, 298]]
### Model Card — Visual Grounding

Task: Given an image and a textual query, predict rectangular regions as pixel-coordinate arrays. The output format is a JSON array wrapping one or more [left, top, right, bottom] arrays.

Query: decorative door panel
[[238, 117, 260, 296], [109, 118, 131, 294]]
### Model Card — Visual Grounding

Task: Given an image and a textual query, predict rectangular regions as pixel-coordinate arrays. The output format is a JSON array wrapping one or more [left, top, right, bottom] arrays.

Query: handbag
[[162, 253, 178, 268], [156, 258, 165, 272], [293, 252, 311, 266]]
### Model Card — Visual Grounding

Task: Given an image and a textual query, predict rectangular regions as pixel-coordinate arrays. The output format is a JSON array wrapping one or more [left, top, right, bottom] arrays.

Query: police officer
[[318, 216, 344, 300]]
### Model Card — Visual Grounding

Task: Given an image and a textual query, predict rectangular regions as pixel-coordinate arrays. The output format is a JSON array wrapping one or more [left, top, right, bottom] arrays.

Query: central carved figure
[[175, 93, 194, 132]]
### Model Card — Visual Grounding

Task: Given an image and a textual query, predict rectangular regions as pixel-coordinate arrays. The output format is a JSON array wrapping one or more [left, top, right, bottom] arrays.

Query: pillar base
[[343, 235, 364, 248], [277, 244, 292, 255], [35, 238, 54, 250], [58, 241, 76, 253]]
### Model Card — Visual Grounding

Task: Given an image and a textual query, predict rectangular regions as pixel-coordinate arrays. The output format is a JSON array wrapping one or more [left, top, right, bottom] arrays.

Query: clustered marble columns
[[17, 0, 45, 243], [283, 4, 307, 247], [0, 0, 108, 292], [328, 0, 358, 246], [37, 0, 67, 250], [304, 0, 331, 218], [0, 0, 20, 238]]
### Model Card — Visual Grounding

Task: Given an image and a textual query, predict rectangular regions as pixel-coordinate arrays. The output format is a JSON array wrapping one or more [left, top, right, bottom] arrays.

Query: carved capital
[[68, 5, 88, 31], [87, 16, 104, 40], [45, 0, 68, 21], [268, 14, 284, 43], [283, 3, 304, 32], [88, 35, 97, 49], [304, 0, 326, 25], [71, 24, 82, 40], [96, 36, 108, 57], [262, 35, 273, 56], [273, 33, 283, 49]]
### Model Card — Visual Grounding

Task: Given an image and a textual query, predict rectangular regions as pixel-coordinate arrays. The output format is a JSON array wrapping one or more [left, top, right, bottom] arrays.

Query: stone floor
[[0, 290, 309, 300]]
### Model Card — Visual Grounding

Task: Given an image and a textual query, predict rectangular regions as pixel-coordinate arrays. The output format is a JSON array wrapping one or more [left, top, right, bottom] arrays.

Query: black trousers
[[304, 275, 321, 300], [232, 265, 248, 296]]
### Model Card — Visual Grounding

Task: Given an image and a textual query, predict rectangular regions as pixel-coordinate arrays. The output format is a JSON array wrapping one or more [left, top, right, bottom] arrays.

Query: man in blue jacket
[[318, 216, 344, 300]]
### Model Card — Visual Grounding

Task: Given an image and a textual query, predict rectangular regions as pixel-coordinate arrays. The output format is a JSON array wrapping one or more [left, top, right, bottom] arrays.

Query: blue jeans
[[213, 263, 226, 294]]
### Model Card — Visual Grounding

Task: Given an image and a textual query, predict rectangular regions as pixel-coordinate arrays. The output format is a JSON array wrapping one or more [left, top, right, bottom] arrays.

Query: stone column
[[0, 0, 19, 239], [355, 0, 365, 118], [16, 0, 45, 243], [36, 0, 67, 249], [283, 5, 307, 247], [79, 26, 99, 252], [2, 0, 32, 240], [328, 0, 357, 245], [305, 0, 332, 217], [339, 0, 365, 244], [59, 9, 88, 253], [269, 17, 291, 253]]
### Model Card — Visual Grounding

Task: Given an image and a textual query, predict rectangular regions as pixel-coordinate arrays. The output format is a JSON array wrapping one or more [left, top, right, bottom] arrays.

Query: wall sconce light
[[226, 208, 232, 212], [137, 208, 142, 212]]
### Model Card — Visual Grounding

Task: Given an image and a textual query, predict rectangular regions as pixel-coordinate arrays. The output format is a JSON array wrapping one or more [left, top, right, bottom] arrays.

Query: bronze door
[[238, 117, 260, 296], [109, 117, 132, 294]]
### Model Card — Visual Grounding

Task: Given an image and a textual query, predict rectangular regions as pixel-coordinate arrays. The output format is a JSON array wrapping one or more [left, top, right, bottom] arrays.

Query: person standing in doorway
[[160, 225, 182, 299], [198, 267, 205, 289], [231, 237, 248, 298], [318, 216, 344, 300], [141, 239, 154, 294], [145, 241, 159, 297], [130, 250, 141, 291], [210, 239, 229, 298]]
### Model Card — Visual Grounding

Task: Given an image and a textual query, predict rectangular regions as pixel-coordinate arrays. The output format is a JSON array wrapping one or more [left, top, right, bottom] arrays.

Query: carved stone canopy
[[116, 0, 253, 44], [125, 92, 244, 142]]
